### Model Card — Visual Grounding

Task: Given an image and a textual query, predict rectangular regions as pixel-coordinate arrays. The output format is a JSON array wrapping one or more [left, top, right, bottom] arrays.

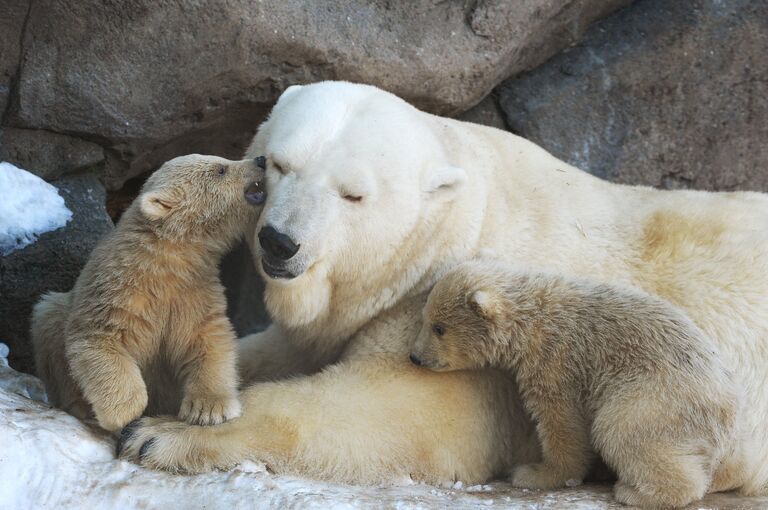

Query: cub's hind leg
[[594, 395, 710, 509], [31, 292, 91, 419]]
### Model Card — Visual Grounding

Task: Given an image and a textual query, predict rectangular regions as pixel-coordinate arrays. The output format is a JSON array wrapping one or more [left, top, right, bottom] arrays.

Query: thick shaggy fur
[[32, 155, 264, 431], [117, 82, 768, 494], [411, 260, 743, 508]]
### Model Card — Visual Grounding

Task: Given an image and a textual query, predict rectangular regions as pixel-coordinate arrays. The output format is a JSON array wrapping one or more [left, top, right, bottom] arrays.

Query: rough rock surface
[[0, 0, 29, 116], [0, 174, 113, 373], [0, 128, 104, 180], [498, 0, 768, 191], [4, 0, 630, 188], [456, 94, 508, 131]]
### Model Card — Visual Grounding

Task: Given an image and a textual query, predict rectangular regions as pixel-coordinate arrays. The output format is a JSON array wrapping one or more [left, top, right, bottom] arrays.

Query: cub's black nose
[[258, 226, 300, 261], [255, 156, 266, 169], [409, 354, 422, 366]]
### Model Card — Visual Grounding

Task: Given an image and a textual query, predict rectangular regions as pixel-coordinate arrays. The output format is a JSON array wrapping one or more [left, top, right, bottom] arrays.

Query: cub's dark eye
[[216, 166, 227, 176], [432, 324, 445, 337], [343, 194, 363, 203]]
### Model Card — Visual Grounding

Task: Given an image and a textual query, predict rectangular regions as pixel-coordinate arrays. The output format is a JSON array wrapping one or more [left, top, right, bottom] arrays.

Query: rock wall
[[2, 0, 767, 373], [498, 0, 768, 190], [0, 0, 630, 189]]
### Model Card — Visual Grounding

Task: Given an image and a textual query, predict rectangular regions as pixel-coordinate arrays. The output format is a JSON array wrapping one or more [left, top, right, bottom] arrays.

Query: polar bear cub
[[410, 259, 740, 509], [32, 154, 267, 432]]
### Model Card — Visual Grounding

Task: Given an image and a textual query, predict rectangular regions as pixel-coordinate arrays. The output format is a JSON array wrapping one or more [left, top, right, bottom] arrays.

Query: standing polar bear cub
[[32, 155, 266, 431], [411, 259, 743, 508]]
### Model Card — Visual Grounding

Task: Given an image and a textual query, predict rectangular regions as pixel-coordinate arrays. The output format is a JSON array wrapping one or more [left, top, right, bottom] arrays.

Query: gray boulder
[[498, 0, 768, 191], [0, 128, 104, 181], [0, 173, 113, 373], [6, 0, 630, 188]]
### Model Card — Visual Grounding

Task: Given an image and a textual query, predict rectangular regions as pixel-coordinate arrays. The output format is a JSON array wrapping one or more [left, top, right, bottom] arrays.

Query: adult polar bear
[[119, 81, 768, 493]]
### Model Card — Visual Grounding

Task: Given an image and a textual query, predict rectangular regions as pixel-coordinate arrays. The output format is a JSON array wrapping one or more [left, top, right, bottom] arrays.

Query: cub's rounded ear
[[424, 165, 467, 198], [139, 188, 182, 221], [468, 289, 501, 322]]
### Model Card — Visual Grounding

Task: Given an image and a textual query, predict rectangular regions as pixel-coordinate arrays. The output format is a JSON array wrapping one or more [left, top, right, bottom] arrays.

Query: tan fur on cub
[[411, 259, 743, 509], [31, 155, 266, 432]]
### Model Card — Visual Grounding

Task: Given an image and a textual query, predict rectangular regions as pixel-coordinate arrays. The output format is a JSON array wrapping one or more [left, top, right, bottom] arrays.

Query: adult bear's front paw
[[116, 416, 239, 474]]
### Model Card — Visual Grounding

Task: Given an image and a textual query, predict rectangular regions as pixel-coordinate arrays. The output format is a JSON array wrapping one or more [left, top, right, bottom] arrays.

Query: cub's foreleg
[[175, 316, 241, 426], [511, 398, 593, 489]]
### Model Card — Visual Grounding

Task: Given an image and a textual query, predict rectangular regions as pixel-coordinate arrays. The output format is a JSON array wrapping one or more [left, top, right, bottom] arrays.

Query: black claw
[[139, 438, 156, 461], [116, 419, 142, 456]]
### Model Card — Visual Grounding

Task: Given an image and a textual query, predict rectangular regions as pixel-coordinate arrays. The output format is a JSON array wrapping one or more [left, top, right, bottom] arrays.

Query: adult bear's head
[[245, 81, 473, 333]]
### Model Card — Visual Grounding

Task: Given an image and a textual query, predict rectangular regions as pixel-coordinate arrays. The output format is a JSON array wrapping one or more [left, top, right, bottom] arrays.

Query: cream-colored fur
[[32, 155, 265, 432], [412, 260, 743, 508], [118, 82, 768, 494]]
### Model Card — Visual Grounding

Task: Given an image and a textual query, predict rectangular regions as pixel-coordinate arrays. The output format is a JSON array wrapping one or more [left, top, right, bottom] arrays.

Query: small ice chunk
[[565, 478, 582, 488], [453, 480, 463, 490], [0, 161, 72, 255], [235, 461, 267, 474]]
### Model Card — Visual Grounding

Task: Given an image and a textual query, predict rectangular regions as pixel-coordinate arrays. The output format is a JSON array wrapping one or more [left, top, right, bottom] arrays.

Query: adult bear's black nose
[[259, 226, 300, 261], [409, 354, 422, 366]]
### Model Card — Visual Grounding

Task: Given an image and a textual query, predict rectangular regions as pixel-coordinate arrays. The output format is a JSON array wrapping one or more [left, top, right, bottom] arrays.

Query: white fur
[[120, 82, 768, 492]]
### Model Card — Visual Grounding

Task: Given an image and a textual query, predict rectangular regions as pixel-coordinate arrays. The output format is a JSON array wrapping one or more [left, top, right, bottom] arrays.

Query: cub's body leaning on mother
[[413, 260, 742, 508], [119, 81, 768, 494]]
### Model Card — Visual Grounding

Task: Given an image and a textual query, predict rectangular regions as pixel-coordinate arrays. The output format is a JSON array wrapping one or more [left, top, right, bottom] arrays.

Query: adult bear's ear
[[278, 84, 303, 104], [139, 187, 182, 221], [424, 165, 467, 199]]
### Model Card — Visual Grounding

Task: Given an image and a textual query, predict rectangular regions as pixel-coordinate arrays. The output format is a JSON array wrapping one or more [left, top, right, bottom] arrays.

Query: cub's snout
[[245, 180, 266, 205]]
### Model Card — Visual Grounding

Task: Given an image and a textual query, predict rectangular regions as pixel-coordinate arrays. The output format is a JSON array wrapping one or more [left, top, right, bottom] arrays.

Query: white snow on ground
[[0, 162, 72, 255], [1, 344, 766, 509]]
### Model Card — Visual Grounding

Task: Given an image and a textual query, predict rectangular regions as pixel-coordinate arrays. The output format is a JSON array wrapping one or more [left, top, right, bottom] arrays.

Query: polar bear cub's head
[[246, 82, 468, 329], [138, 154, 266, 250], [410, 259, 515, 371]]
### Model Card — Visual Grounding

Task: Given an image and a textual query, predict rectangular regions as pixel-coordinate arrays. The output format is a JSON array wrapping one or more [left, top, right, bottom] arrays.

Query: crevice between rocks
[[1, 0, 34, 128]]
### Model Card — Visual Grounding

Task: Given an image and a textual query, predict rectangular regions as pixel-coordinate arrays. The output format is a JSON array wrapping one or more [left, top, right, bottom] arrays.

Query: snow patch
[[0, 161, 72, 255], [1, 345, 762, 509]]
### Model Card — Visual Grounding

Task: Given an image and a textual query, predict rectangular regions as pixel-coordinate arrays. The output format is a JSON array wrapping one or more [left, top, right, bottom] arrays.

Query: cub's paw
[[116, 416, 239, 474], [511, 463, 581, 490], [614, 479, 702, 509], [92, 390, 148, 432], [179, 393, 241, 426]]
